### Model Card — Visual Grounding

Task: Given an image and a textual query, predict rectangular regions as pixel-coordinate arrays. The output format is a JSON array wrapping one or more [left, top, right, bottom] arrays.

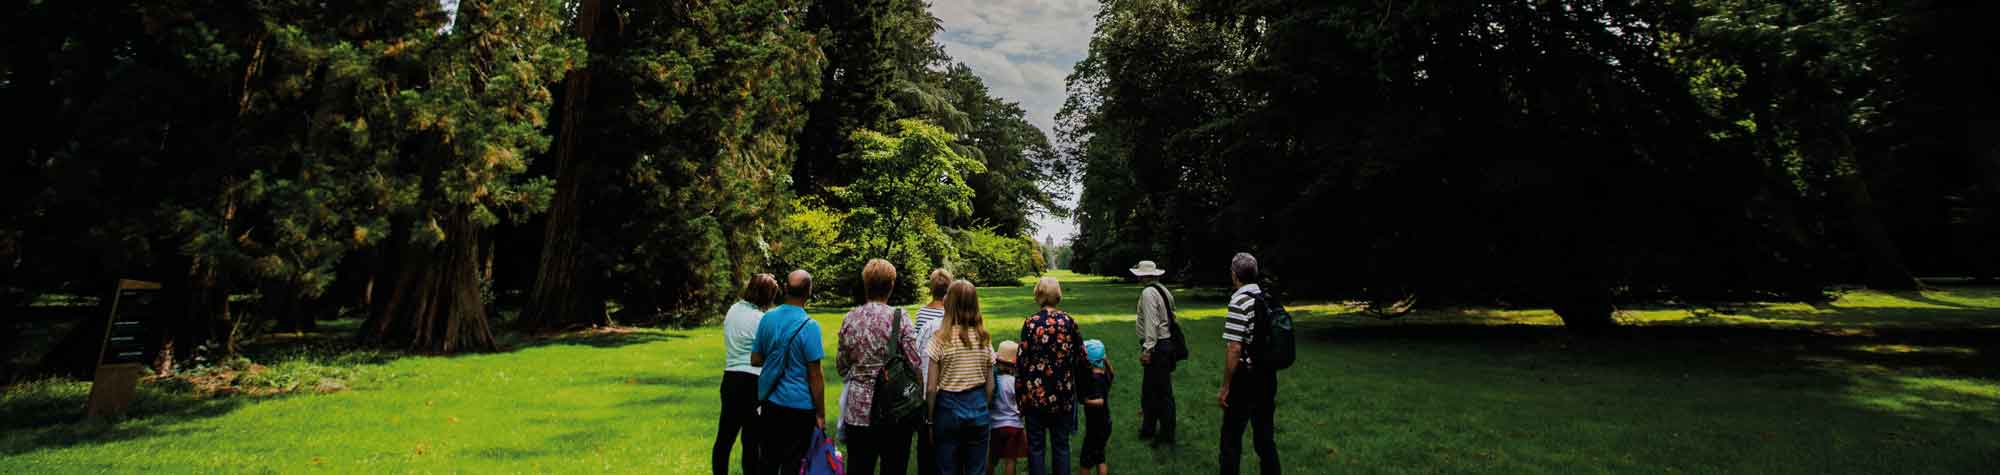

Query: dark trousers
[[757, 403, 815, 475], [1219, 370, 1279, 475], [844, 421, 913, 475], [714, 371, 760, 475], [1080, 405, 1111, 466], [1139, 357, 1177, 441], [917, 422, 940, 475], [1024, 409, 1075, 475]]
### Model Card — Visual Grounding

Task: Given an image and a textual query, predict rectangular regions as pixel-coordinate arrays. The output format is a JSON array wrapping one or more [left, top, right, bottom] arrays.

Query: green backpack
[[1248, 290, 1296, 371], [872, 308, 925, 424]]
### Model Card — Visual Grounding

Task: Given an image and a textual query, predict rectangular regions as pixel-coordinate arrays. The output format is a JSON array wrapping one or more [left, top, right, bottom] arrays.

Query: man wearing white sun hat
[[1130, 260, 1179, 445]]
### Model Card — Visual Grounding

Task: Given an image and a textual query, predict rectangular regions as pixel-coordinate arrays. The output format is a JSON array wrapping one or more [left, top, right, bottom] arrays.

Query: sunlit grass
[[3, 271, 1997, 473]]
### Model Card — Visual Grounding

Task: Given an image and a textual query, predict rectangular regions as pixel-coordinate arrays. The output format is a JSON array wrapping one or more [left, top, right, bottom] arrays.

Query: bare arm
[[1098, 357, 1117, 407], [926, 357, 943, 423], [751, 352, 765, 367], [807, 361, 826, 428], [1220, 341, 1242, 408]]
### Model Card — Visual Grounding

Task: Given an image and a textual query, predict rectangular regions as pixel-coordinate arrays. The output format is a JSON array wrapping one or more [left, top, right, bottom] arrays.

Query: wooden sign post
[[86, 279, 160, 419]]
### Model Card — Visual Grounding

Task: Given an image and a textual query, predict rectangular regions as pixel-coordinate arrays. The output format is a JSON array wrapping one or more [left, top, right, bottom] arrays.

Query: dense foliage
[[1060, 0, 1998, 328], [517, 0, 826, 329], [3, 0, 1056, 364]]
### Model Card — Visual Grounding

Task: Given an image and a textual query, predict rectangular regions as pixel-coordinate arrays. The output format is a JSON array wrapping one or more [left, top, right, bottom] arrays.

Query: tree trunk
[[360, 215, 411, 342], [268, 279, 317, 334], [1974, 120, 2000, 281], [372, 206, 497, 353], [1544, 178, 1619, 334], [480, 231, 496, 284], [1800, 97, 1922, 291], [1551, 285, 1617, 333], [1834, 170, 1921, 290], [154, 223, 236, 376], [321, 245, 379, 320], [518, 0, 613, 332]]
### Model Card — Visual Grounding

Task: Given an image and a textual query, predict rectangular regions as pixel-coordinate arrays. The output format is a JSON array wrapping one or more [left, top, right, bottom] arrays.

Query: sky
[[928, 0, 1101, 245]]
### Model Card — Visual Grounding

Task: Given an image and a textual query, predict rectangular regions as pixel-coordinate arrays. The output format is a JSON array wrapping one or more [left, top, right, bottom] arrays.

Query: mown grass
[[3, 271, 1998, 473]]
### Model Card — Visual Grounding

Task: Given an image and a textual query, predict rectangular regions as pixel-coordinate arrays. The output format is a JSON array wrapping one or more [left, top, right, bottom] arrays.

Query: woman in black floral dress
[[1013, 276, 1094, 475]]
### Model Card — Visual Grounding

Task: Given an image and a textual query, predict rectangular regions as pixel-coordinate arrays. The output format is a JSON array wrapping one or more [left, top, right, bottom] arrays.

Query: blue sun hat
[[1084, 339, 1106, 368]]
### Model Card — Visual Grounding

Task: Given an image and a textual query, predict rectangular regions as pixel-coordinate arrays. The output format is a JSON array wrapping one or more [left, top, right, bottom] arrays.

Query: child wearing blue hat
[[1080, 339, 1114, 475]]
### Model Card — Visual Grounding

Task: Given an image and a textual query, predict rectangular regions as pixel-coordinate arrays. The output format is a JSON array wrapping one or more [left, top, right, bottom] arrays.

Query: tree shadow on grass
[[467, 427, 621, 461], [0, 381, 258, 456], [1708, 306, 2000, 329], [1305, 322, 2000, 379], [511, 328, 687, 350], [1886, 289, 1994, 310]]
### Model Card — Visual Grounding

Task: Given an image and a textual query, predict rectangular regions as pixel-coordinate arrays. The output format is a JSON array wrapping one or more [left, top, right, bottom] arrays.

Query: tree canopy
[[1060, 0, 1997, 328], [2, 0, 1063, 361]]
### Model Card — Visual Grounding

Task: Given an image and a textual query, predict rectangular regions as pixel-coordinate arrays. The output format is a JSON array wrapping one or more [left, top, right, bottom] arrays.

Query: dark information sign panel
[[98, 280, 161, 366]]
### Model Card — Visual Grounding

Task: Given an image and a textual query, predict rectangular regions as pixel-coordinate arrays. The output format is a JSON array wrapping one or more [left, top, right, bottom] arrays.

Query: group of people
[[713, 252, 1284, 475]]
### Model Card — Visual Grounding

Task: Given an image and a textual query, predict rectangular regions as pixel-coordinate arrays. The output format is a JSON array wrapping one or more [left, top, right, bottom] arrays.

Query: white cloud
[[928, 0, 1097, 243]]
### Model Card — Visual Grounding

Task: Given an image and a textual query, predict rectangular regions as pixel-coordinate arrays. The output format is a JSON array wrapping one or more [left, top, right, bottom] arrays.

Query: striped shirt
[[1224, 284, 1262, 365], [927, 328, 994, 392], [912, 306, 945, 385]]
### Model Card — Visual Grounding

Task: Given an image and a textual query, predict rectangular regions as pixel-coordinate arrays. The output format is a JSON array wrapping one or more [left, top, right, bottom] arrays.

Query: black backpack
[[1146, 283, 1190, 362], [1247, 290, 1296, 371], [871, 308, 925, 424]]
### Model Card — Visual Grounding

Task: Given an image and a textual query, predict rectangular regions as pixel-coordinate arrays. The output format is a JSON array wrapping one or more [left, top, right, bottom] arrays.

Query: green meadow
[[4, 271, 1998, 473]]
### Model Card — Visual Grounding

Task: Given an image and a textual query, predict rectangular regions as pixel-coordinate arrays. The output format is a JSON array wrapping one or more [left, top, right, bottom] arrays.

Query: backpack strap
[[761, 317, 813, 403], [1248, 290, 1279, 340], [1146, 283, 1178, 323], [882, 307, 906, 377]]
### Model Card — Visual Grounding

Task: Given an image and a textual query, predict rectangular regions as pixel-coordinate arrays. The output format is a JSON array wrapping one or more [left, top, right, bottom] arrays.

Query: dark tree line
[[1060, 0, 1999, 329], [2, 0, 1063, 369]]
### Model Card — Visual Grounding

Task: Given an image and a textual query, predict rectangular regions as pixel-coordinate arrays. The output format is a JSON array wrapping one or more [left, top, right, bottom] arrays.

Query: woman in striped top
[[927, 280, 996, 475]]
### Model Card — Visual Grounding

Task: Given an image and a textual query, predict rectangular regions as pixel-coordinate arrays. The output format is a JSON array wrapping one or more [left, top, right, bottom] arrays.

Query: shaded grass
[[2, 271, 1998, 473]]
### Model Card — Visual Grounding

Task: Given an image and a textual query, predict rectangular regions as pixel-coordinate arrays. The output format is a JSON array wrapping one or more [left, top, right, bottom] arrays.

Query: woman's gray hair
[[1230, 252, 1260, 284]]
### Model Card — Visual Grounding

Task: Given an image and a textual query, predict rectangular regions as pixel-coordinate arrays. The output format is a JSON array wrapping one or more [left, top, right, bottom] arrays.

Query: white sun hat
[[1129, 260, 1165, 277]]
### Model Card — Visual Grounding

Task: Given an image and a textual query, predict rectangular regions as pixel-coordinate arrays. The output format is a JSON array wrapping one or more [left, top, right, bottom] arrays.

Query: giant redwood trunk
[[518, 0, 613, 332], [367, 206, 497, 353]]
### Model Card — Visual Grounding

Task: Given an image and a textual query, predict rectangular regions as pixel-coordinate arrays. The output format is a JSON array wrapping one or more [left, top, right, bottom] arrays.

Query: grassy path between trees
[[4, 271, 1999, 473]]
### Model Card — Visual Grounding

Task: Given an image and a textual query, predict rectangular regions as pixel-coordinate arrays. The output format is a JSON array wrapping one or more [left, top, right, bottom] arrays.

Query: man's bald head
[[784, 270, 813, 303]]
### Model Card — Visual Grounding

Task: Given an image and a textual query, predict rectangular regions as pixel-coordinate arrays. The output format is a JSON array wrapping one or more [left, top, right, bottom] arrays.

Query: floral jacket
[[1014, 309, 1092, 416], [836, 303, 919, 427]]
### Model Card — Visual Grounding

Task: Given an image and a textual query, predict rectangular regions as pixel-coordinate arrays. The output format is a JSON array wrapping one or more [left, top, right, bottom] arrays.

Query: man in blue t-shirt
[[751, 269, 826, 475]]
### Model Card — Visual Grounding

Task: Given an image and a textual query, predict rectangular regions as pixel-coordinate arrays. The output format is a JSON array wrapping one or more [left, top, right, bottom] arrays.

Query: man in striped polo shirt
[[1218, 252, 1279, 475]]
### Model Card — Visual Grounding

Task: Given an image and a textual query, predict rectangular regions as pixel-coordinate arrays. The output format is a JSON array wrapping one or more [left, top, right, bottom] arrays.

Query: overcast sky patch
[[929, 0, 1098, 244]]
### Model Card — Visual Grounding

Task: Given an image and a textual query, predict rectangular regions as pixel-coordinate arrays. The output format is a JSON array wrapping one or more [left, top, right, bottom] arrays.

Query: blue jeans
[[1024, 408, 1076, 475], [934, 389, 992, 475]]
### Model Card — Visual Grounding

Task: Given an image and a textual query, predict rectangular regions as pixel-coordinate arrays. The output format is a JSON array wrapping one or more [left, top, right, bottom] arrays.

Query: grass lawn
[[4, 271, 1999, 473]]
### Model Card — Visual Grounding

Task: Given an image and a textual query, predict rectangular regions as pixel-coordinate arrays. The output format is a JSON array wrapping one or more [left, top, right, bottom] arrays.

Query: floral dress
[[836, 302, 919, 427], [1015, 309, 1088, 416]]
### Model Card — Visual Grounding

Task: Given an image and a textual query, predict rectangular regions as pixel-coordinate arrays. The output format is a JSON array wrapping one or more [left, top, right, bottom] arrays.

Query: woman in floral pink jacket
[[836, 259, 921, 474]]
